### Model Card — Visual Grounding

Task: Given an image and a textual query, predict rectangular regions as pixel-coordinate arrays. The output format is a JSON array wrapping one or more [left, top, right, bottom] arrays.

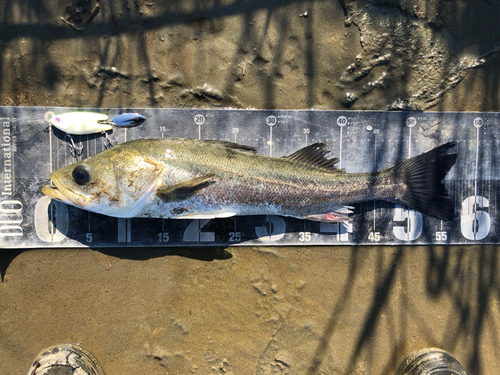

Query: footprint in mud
[[338, 0, 496, 110], [145, 345, 196, 373], [254, 295, 338, 375]]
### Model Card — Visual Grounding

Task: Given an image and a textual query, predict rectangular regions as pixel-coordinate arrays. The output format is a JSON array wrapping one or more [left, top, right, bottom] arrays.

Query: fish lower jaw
[[42, 185, 77, 206], [41, 185, 92, 210]]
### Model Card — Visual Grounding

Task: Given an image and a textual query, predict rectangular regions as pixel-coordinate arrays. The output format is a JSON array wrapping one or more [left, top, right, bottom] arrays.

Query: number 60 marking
[[461, 196, 490, 240]]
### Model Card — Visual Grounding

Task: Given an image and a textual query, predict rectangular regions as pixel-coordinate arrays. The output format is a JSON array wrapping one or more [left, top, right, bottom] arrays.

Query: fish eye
[[72, 164, 91, 185]]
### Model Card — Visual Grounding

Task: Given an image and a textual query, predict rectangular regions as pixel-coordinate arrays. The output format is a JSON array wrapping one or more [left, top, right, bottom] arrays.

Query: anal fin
[[157, 173, 215, 202], [303, 207, 354, 222]]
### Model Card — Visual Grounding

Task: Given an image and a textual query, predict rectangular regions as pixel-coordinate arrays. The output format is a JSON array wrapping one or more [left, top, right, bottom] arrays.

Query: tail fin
[[391, 142, 457, 221]]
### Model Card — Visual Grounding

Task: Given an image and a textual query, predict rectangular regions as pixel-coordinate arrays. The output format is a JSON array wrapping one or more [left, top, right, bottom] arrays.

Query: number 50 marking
[[393, 205, 422, 241]]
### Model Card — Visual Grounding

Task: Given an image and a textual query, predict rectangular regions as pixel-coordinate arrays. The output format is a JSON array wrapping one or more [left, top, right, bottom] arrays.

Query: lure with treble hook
[[49, 112, 146, 155]]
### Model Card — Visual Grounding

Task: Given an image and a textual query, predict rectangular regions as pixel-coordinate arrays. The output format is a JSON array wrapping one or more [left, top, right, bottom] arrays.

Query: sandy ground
[[1, 0, 500, 374]]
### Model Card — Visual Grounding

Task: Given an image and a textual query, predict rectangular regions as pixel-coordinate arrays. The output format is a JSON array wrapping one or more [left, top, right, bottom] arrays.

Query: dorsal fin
[[283, 142, 342, 173], [204, 140, 257, 154]]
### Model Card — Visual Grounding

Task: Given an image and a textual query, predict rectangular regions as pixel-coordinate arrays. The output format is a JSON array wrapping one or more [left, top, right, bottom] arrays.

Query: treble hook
[[101, 131, 118, 149], [66, 134, 83, 157]]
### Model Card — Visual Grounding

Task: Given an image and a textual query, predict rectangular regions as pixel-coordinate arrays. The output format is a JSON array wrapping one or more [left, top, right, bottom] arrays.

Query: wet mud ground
[[1, 0, 500, 374]]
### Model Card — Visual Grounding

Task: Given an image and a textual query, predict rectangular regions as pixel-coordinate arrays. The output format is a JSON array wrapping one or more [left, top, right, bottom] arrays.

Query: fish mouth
[[42, 184, 86, 207]]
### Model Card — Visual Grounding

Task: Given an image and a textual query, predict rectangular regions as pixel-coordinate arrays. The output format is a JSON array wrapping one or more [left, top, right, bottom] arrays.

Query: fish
[[42, 138, 457, 222]]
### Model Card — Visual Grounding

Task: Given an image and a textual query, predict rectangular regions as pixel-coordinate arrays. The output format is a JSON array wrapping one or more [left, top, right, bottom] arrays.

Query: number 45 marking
[[368, 232, 380, 242]]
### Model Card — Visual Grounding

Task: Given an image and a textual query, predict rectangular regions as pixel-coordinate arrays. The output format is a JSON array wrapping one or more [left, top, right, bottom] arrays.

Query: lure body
[[50, 112, 112, 135]]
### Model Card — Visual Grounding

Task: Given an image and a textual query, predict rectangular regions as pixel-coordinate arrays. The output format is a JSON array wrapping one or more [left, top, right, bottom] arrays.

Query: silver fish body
[[42, 138, 457, 221]]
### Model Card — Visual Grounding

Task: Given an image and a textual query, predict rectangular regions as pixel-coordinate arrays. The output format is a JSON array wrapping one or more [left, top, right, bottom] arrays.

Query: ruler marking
[[269, 125, 273, 157], [49, 116, 54, 242], [408, 126, 412, 158], [339, 125, 343, 170], [406, 124, 412, 241], [373, 133, 377, 232], [474, 125, 479, 198], [474, 121, 480, 240]]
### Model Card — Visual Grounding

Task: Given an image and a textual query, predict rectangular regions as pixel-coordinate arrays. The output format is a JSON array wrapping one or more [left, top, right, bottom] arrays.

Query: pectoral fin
[[157, 173, 215, 202]]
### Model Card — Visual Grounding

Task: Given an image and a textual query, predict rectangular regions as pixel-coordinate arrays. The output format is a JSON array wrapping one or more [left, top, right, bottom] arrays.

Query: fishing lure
[[49, 111, 147, 156], [50, 112, 112, 135], [111, 113, 147, 127]]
